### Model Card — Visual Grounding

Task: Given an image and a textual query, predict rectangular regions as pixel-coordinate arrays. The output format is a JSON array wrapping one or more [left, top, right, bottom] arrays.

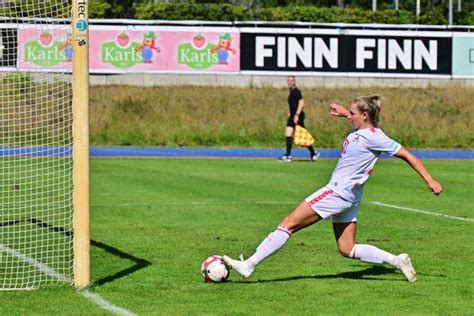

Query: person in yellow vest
[[279, 76, 320, 162]]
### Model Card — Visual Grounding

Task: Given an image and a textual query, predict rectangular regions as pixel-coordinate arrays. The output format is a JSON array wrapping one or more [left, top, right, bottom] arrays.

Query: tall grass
[[90, 85, 473, 149], [0, 74, 72, 146]]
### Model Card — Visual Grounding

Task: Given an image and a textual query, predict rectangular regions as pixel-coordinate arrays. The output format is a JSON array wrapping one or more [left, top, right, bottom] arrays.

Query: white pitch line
[[371, 201, 474, 223], [92, 201, 299, 207], [0, 245, 70, 283], [0, 245, 136, 316], [80, 290, 136, 316]]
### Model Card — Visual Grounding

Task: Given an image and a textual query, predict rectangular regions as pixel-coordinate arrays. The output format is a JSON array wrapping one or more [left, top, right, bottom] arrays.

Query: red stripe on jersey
[[307, 190, 333, 207]]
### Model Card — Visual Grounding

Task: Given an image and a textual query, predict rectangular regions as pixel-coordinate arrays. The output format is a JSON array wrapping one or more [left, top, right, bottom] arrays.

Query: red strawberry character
[[193, 33, 205, 48], [39, 32, 53, 46], [117, 33, 130, 47]]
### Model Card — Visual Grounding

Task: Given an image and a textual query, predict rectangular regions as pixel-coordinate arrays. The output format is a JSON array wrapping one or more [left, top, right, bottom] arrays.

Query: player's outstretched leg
[[334, 222, 416, 282], [223, 224, 292, 279], [224, 202, 321, 279], [348, 245, 417, 282]]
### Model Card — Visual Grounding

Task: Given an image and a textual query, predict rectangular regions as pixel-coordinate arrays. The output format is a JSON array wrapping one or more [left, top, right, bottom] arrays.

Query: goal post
[[0, 0, 90, 290], [72, 0, 90, 289]]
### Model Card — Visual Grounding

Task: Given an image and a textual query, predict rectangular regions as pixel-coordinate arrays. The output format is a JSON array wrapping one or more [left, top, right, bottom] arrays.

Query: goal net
[[0, 0, 75, 289]]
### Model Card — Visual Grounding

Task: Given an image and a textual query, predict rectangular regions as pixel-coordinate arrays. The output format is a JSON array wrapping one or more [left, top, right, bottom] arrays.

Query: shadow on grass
[[90, 240, 152, 287], [228, 266, 408, 284], [1, 217, 152, 287]]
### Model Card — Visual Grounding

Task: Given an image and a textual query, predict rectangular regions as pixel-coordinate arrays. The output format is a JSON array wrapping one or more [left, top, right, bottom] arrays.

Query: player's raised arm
[[395, 147, 443, 195], [330, 103, 351, 119]]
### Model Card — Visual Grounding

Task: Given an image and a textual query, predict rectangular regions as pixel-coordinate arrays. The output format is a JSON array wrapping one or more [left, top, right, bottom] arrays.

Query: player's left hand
[[428, 180, 442, 195]]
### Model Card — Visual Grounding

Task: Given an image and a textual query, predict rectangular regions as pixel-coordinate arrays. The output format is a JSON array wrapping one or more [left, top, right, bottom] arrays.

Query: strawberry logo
[[193, 33, 205, 48], [39, 32, 53, 46], [117, 33, 130, 47]]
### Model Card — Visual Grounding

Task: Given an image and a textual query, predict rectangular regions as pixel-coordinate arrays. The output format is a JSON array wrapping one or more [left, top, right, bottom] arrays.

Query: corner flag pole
[[72, 0, 90, 288]]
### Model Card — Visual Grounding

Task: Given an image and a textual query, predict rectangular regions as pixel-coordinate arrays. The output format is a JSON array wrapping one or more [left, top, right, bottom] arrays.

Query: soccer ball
[[201, 255, 230, 283]]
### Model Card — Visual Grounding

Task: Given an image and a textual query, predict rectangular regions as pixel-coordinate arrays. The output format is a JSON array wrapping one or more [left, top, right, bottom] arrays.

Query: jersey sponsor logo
[[341, 138, 350, 156]]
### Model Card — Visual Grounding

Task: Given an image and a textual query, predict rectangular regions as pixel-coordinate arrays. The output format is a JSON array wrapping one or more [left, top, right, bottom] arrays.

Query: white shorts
[[304, 186, 359, 223]]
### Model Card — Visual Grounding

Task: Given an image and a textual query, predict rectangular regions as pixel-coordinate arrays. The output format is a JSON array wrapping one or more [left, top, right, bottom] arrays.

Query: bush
[[132, 3, 469, 25], [89, 0, 120, 19], [135, 3, 249, 21]]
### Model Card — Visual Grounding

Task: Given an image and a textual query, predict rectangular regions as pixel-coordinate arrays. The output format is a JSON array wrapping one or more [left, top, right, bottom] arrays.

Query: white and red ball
[[201, 255, 230, 283]]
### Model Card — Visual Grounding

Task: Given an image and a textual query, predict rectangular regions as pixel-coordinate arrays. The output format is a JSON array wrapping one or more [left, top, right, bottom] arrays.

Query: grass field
[[1, 158, 473, 315]]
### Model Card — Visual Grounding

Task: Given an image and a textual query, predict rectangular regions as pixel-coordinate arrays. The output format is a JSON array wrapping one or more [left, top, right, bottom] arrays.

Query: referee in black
[[279, 75, 320, 162]]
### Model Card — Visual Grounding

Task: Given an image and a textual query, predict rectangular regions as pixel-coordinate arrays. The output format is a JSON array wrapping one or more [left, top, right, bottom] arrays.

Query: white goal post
[[0, 0, 90, 289]]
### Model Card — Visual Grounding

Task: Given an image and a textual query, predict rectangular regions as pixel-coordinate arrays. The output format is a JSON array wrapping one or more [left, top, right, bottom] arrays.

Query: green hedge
[[133, 3, 249, 21], [127, 3, 473, 25], [1, 1, 471, 25], [260, 6, 416, 24]]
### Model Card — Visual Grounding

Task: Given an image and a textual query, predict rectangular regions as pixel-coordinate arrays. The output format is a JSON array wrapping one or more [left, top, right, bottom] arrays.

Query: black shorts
[[287, 114, 305, 128]]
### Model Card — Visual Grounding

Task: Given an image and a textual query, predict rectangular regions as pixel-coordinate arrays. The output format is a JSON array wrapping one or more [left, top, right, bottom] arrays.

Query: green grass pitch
[[1, 158, 473, 314]]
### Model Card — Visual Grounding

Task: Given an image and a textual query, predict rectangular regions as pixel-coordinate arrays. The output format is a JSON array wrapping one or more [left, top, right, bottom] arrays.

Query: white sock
[[349, 244, 399, 267], [248, 224, 292, 267]]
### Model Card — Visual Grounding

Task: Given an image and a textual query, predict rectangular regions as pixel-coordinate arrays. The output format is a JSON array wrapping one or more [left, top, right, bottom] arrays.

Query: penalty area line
[[0, 245, 136, 316], [92, 201, 299, 207], [371, 201, 474, 223]]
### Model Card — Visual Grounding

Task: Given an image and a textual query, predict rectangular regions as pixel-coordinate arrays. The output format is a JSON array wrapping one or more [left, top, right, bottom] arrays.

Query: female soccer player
[[224, 95, 442, 282]]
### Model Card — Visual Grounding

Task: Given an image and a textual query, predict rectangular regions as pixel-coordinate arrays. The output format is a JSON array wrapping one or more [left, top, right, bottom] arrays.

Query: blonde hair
[[353, 95, 384, 127]]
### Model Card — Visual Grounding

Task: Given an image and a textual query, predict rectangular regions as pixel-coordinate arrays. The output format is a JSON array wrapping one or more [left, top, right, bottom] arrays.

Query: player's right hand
[[329, 103, 346, 116]]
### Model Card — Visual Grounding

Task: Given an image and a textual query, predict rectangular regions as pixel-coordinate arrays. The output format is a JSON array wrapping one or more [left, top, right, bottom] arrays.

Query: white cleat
[[311, 152, 321, 162], [223, 254, 254, 279], [397, 253, 417, 282], [278, 155, 292, 162]]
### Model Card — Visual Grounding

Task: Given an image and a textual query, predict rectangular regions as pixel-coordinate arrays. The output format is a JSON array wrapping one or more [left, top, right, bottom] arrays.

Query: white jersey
[[327, 127, 401, 202]]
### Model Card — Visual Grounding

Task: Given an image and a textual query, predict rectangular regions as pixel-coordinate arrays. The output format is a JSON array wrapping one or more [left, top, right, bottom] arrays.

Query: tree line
[[89, 0, 473, 24]]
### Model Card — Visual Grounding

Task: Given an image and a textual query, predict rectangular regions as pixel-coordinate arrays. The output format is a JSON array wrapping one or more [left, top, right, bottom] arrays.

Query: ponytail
[[353, 95, 384, 127]]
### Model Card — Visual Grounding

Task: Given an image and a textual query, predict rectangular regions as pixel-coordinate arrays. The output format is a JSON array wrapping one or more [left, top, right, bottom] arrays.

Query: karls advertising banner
[[240, 28, 452, 77], [91, 26, 239, 73], [17, 26, 72, 72], [17, 25, 240, 74], [0, 27, 18, 69]]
